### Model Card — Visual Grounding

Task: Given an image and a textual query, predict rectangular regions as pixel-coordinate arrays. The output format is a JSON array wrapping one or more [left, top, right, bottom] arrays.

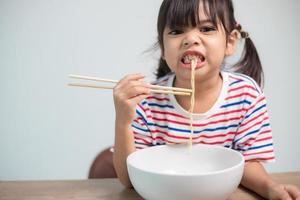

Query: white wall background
[[0, 0, 299, 180]]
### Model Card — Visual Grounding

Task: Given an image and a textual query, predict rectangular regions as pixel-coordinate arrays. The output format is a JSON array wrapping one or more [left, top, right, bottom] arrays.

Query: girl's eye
[[200, 26, 216, 33], [168, 29, 184, 35]]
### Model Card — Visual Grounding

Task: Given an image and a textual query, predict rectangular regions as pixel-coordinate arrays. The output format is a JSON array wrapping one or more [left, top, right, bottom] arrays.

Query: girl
[[113, 0, 300, 199]]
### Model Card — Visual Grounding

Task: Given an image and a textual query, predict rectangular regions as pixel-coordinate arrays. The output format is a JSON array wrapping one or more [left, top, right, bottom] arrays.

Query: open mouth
[[180, 51, 206, 69]]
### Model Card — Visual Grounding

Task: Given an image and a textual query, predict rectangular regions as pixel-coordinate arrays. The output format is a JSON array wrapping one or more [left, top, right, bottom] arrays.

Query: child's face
[[162, 7, 237, 83]]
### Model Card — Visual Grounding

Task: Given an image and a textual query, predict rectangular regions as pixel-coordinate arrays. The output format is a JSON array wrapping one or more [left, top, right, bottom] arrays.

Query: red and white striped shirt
[[132, 71, 275, 162]]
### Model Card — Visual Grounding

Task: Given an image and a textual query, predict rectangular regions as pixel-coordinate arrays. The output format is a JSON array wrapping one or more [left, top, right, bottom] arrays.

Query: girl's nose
[[182, 38, 200, 47], [182, 31, 201, 48]]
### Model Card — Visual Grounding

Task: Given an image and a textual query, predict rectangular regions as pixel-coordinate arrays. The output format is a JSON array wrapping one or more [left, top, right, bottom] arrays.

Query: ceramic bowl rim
[[127, 144, 245, 177]]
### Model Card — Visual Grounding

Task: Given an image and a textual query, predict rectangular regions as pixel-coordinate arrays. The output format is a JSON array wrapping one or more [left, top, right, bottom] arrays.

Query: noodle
[[188, 58, 197, 149]]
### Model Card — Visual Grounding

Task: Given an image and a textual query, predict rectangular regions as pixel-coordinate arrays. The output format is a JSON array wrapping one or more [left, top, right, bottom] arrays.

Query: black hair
[[155, 0, 264, 87]]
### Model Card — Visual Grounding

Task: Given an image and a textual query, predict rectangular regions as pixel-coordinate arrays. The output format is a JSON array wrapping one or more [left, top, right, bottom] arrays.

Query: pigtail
[[156, 58, 171, 79], [233, 24, 264, 87]]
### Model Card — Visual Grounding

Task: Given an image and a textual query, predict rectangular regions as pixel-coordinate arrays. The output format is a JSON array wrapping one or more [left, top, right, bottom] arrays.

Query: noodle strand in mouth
[[188, 58, 197, 149]]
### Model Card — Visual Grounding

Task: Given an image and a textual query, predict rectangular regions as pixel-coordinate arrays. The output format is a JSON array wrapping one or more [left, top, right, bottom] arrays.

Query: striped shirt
[[132, 71, 275, 162]]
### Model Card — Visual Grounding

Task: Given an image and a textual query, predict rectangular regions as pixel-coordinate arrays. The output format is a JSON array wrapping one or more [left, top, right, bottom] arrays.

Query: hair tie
[[240, 31, 249, 39], [235, 23, 250, 39]]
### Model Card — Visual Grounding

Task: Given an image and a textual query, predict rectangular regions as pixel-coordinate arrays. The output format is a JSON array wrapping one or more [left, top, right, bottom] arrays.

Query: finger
[[126, 79, 150, 91], [115, 74, 147, 91], [275, 188, 292, 200], [284, 185, 300, 200], [125, 85, 151, 99], [114, 81, 150, 99], [118, 73, 145, 86]]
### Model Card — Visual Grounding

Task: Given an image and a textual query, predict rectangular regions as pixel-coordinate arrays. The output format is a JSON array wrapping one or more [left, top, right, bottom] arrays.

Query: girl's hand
[[268, 182, 300, 200], [113, 73, 150, 124]]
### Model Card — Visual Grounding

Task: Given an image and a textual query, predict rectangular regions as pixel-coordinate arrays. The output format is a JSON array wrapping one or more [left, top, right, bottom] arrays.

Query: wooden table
[[1, 172, 299, 200]]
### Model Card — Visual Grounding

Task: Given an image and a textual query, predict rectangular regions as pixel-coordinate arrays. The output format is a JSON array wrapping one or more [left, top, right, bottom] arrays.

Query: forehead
[[198, 2, 210, 21], [164, 0, 220, 29]]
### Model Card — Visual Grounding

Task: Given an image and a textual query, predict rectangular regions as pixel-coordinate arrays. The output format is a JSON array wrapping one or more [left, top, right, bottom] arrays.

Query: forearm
[[113, 118, 136, 188], [241, 161, 275, 199]]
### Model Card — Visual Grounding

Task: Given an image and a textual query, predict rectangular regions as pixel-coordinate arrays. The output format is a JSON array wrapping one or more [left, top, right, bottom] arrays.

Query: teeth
[[183, 55, 202, 64]]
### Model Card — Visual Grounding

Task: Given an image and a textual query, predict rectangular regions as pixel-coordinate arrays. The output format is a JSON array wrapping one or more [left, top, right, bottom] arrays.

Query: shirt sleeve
[[233, 93, 275, 162], [131, 102, 153, 150]]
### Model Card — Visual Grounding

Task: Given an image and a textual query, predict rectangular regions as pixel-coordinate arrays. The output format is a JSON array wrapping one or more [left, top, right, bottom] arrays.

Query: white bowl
[[127, 144, 244, 200]]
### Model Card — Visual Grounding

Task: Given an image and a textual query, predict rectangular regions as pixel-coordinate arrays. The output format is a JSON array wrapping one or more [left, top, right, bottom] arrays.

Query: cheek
[[207, 40, 227, 58], [163, 44, 175, 60], [163, 49, 177, 71], [163, 38, 178, 58]]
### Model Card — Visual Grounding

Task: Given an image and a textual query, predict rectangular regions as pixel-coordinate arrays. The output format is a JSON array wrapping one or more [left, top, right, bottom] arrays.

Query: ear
[[225, 30, 239, 56]]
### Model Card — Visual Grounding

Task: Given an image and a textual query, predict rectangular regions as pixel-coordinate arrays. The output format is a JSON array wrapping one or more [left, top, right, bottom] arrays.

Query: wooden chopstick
[[68, 83, 190, 96], [69, 74, 118, 84], [68, 83, 114, 90], [69, 74, 192, 93]]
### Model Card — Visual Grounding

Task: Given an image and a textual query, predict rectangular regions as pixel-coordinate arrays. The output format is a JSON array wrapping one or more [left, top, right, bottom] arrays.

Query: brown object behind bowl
[[88, 147, 117, 178]]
